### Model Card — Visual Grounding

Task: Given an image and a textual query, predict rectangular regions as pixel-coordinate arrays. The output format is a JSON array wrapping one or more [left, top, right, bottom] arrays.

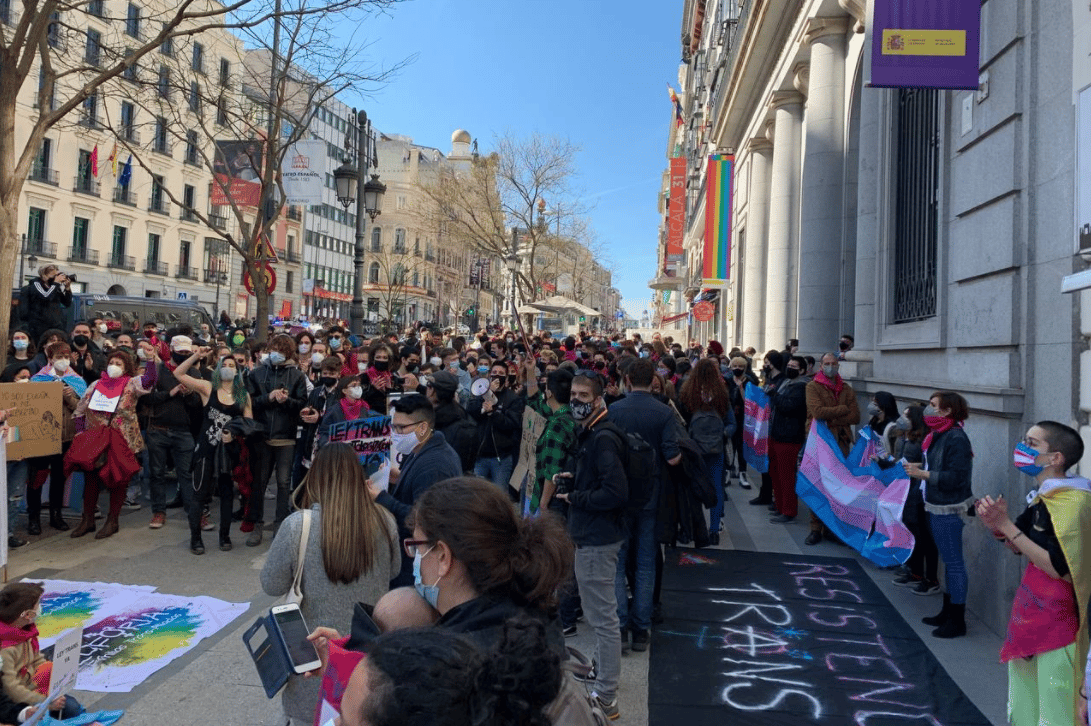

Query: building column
[[853, 79, 884, 354], [742, 137, 773, 352], [797, 16, 850, 355], [763, 91, 804, 350]]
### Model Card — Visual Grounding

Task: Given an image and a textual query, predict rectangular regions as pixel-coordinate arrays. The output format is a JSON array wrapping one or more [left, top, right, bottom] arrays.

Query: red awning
[[304, 286, 352, 302]]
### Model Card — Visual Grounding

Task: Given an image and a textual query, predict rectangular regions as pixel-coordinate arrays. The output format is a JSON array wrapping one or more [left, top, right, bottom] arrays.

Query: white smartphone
[[270, 603, 322, 675]]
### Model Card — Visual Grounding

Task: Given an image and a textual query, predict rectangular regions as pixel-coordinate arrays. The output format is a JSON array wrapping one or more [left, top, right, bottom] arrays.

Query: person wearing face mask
[[803, 353, 860, 546], [886, 405, 937, 593], [69, 322, 106, 385], [142, 336, 205, 535], [903, 391, 973, 638], [173, 348, 254, 554], [295, 357, 346, 486], [467, 363, 526, 493], [230, 328, 248, 349], [316, 376, 372, 448], [396, 346, 422, 380], [725, 357, 758, 490], [976, 422, 1091, 724], [866, 391, 901, 461], [295, 332, 316, 377], [521, 360, 578, 518], [67, 348, 159, 539], [766, 355, 808, 525], [369, 394, 461, 588], [27, 343, 86, 535], [746, 351, 786, 509], [18, 265, 71, 342], [363, 344, 399, 414], [425, 370, 476, 475], [243, 335, 310, 546], [5, 330, 39, 375], [261, 443, 399, 726], [141, 321, 171, 362]]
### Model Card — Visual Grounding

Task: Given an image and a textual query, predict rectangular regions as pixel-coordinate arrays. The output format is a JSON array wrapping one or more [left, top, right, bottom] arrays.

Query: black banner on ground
[[649, 549, 991, 726]]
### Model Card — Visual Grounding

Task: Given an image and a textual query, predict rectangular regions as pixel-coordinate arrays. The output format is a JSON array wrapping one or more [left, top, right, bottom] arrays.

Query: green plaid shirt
[[527, 391, 578, 515]]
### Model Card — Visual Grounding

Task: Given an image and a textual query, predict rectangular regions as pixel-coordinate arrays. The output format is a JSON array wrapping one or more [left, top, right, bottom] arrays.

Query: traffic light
[[579, 315, 586, 323], [467, 306, 475, 316]]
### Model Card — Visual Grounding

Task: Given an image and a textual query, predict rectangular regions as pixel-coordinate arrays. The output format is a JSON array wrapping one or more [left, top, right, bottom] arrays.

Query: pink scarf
[[366, 366, 392, 390], [339, 398, 368, 421], [95, 372, 131, 398], [813, 370, 844, 397], [922, 417, 957, 453]]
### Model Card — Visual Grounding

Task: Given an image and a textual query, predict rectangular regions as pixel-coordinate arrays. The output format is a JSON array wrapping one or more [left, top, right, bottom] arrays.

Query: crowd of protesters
[[2, 276, 1090, 726]]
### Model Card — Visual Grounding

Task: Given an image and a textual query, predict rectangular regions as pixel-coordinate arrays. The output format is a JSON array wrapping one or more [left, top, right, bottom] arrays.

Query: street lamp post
[[334, 109, 386, 339], [505, 228, 520, 332]]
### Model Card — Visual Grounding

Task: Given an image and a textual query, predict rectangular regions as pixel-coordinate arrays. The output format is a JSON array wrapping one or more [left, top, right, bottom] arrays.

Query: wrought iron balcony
[[286, 250, 301, 263], [73, 175, 100, 197], [286, 207, 302, 222], [107, 253, 136, 271], [67, 247, 99, 265], [144, 259, 169, 276], [26, 240, 57, 257], [204, 268, 228, 284], [148, 197, 171, 216], [177, 266, 199, 280], [113, 186, 136, 206], [209, 214, 227, 230], [28, 163, 59, 186]]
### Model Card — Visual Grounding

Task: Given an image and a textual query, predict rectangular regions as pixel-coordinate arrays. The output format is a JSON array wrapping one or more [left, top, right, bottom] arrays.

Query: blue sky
[[335, 0, 681, 317]]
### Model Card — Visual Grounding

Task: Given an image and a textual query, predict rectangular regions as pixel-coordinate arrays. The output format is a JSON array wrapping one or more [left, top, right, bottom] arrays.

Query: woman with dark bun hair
[[338, 617, 561, 726]]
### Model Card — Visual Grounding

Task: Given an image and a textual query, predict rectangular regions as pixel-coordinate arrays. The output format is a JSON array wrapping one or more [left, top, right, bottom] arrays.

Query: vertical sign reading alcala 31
[[281, 140, 327, 205]]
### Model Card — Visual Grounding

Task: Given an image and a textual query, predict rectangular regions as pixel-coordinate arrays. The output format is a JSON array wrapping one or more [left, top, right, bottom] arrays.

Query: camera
[[553, 473, 573, 495]]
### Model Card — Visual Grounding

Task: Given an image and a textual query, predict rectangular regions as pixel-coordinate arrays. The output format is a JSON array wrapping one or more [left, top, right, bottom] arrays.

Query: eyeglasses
[[574, 369, 603, 383], [403, 539, 434, 558], [392, 420, 424, 433]]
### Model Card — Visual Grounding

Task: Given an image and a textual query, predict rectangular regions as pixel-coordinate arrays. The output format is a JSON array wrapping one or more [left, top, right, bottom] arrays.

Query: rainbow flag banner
[[702, 154, 733, 287], [32, 580, 249, 693]]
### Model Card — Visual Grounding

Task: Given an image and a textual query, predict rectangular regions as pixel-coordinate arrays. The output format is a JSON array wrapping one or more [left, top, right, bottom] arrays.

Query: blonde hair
[[299, 443, 395, 584]]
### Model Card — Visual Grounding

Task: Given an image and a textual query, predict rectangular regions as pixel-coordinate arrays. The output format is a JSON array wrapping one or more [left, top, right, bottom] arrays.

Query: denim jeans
[[146, 428, 194, 515], [58, 694, 84, 719], [705, 451, 724, 532], [473, 455, 514, 493], [247, 442, 295, 525], [6, 461, 27, 536], [615, 507, 656, 632], [929, 512, 967, 604], [574, 540, 622, 702]]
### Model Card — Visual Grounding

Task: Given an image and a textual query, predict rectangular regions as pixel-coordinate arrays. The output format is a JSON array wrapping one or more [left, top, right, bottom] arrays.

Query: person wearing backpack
[[552, 369, 628, 720], [606, 358, 681, 654], [678, 358, 736, 544]]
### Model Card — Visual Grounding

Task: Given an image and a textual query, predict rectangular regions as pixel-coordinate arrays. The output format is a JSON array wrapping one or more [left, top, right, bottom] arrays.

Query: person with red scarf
[[904, 391, 974, 638], [67, 348, 158, 539], [803, 353, 860, 545]]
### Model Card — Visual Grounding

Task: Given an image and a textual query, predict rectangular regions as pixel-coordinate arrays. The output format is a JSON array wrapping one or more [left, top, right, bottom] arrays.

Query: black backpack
[[597, 422, 657, 514], [440, 417, 479, 474], [688, 410, 725, 455]]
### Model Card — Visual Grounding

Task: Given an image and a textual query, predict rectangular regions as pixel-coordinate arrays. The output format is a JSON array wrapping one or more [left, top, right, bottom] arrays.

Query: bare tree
[[0, 0, 407, 362], [365, 242, 429, 334]]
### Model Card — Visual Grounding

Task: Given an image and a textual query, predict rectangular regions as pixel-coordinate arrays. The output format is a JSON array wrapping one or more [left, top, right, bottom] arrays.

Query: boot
[[70, 513, 96, 538], [190, 534, 205, 555], [932, 603, 966, 638], [94, 516, 119, 539], [27, 517, 41, 536], [49, 509, 69, 531], [922, 592, 951, 626]]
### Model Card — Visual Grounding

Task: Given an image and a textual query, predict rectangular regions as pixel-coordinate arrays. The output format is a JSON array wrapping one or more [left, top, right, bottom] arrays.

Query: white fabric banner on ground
[[31, 580, 249, 692], [35, 580, 157, 649]]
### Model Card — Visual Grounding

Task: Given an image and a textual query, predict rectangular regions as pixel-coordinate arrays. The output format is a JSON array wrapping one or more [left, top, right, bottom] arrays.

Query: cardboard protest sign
[[510, 407, 545, 500], [48, 625, 83, 697], [0, 381, 63, 460], [327, 414, 392, 473]]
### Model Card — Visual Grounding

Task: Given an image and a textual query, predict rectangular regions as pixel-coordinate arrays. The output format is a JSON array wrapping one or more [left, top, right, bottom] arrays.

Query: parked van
[[63, 295, 216, 334]]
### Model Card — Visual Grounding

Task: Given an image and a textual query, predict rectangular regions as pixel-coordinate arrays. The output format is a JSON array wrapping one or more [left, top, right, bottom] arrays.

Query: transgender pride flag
[[742, 382, 770, 473], [796, 422, 914, 567]]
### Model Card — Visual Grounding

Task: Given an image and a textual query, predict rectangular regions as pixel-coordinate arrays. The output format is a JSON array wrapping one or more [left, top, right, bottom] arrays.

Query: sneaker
[[149, 513, 166, 529], [201, 510, 215, 531], [892, 572, 920, 587], [264, 489, 276, 500], [631, 628, 650, 652], [591, 692, 619, 721], [562, 624, 578, 638], [912, 580, 940, 596], [123, 498, 141, 510], [738, 477, 752, 490], [770, 514, 796, 524], [8, 536, 27, 549], [94, 506, 103, 519], [246, 528, 264, 547]]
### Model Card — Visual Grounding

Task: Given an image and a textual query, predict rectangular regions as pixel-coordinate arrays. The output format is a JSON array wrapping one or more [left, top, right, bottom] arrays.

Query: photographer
[[20, 265, 72, 342]]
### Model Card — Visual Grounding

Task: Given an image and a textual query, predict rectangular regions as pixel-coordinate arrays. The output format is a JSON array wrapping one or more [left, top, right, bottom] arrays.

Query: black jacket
[[376, 431, 463, 587], [922, 427, 974, 507], [567, 412, 628, 547], [246, 363, 308, 440], [434, 399, 476, 472], [769, 377, 808, 444], [21, 279, 71, 338], [146, 362, 203, 434], [300, 383, 338, 457], [467, 387, 525, 458], [71, 344, 106, 386], [0, 686, 30, 725]]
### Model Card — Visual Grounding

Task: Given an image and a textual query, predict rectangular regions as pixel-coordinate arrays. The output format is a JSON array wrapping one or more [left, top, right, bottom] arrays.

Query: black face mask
[[405, 363, 419, 374], [319, 376, 337, 388], [73, 335, 89, 347], [732, 368, 744, 378], [171, 351, 190, 364], [373, 360, 389, 372], [839, 341, 850, 351], [785, 368, 801, 380]]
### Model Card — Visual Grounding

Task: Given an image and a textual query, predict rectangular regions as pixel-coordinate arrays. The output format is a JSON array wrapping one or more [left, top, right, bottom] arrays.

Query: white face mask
[[136, 348, 149, 361], [107, 364, 124, 379], [97, 324, 108, 334], [298, 343, 311, 354], [358, 362, 367, 373], [260, 353, 270, 364], [52, 359, 70, 374], [220, 367, 236, 381], [311, 352, 324, 366], [345, 386, 363, 400], [429, 357, 442, 368], [391, 430, 419, 456]]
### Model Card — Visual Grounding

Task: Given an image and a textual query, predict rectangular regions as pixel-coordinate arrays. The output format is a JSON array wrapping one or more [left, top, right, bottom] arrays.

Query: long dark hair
[[679, 358, 729, 418], [869, 391, 899, 430], [362, 616, 560, 726], [904, 404, 927, 443], [408, 478, 573, 609]]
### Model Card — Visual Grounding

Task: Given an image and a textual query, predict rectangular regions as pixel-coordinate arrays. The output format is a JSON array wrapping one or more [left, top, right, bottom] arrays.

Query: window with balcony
[[159, 25, 172, 56], [120, 101, 137, 141], [80, 93, 98, 128], [157, 65, 170, 99], [86, 0, 103, 16], [185, 130, 199, 165], [30, 139, 53, 184], [179, 239, 192, 273], [71, 218, 90, 261], [286, 271, 294, 293], [47, 11, 60, 48], [122, 48, 139, 82], [368, 262, 379, 284], [146, 233, 164, 274], [182, 184, 196, 221], [218, 58, 230, 87], [394, 229, 405, 254], [191, 42, 204, 74], [188, 80, 201, 113], [85, 28, 102, 66], [215, 95, 228, 126], [370, 226, 381, 252], [125, 3, 140, 38], [150, 174, 167, 214], [111, 226, 128, 266], [153, 116, 169, 155], [27, 208, 45, 246], [75, 149, 97, 195]]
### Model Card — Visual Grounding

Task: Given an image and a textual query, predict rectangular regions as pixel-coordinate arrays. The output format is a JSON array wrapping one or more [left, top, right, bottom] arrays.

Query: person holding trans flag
[[803, 353, 860, 545]]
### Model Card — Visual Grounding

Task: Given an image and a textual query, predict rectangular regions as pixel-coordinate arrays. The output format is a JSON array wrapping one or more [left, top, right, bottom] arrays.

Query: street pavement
[[6, 474, 1006, 726]]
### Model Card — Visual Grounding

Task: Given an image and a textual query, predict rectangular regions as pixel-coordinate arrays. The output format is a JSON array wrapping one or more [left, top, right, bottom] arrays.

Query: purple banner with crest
[[870, 0, 981, 90]]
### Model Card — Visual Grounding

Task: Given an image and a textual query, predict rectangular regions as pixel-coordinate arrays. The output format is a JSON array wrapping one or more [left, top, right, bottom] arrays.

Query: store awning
[[528, 295, 600, 317], [304, 286, 352, 302]]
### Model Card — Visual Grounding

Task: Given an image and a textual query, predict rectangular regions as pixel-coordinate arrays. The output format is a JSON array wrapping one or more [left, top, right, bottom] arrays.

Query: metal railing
[[144, 259, 169, 276], [26, 240, 57, 257], [73, 175, 99, 196], [177, 266, 199, 280], [152, 139, 172, 156], [122, 128, 141, 144], [113, 186, 136, 206], [67, 247, 99, 265], [893, 88, 939, 324], [29, 164, 58, 185], [148, 197, 171, 216], [203, 269, 227, 283], [209, 214, 227, 230], [107, 254, 136, 271], [286, 250, 301, 263], [286, 207, 302, 221], [180, 208, 199, 222]]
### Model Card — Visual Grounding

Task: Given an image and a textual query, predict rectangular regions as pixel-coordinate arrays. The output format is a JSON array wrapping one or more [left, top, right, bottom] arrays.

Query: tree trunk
[[0, 205, 20, 370]]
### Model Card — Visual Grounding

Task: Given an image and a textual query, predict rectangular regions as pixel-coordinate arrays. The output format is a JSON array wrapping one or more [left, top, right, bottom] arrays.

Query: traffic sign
[[244, 263, 277, 295], [692, 300, 715, 322]]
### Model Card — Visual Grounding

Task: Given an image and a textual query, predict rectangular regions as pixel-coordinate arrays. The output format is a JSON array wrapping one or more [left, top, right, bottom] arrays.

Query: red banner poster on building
[[667, 157, 686, 263]]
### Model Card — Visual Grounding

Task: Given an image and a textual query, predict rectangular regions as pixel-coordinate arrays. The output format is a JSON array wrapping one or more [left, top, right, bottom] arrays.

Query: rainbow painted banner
[[33, 580, 249, 693], [795, 422, 915, 567], [702, 154, 733, 287]]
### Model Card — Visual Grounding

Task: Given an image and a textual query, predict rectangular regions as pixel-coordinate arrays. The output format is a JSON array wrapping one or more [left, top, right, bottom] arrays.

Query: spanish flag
[[667, 84, 684, 127], [108, 143, 117, 177]]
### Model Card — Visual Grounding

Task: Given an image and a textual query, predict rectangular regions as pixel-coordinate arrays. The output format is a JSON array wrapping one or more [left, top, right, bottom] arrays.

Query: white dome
[[451, 129, 472, 144]]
